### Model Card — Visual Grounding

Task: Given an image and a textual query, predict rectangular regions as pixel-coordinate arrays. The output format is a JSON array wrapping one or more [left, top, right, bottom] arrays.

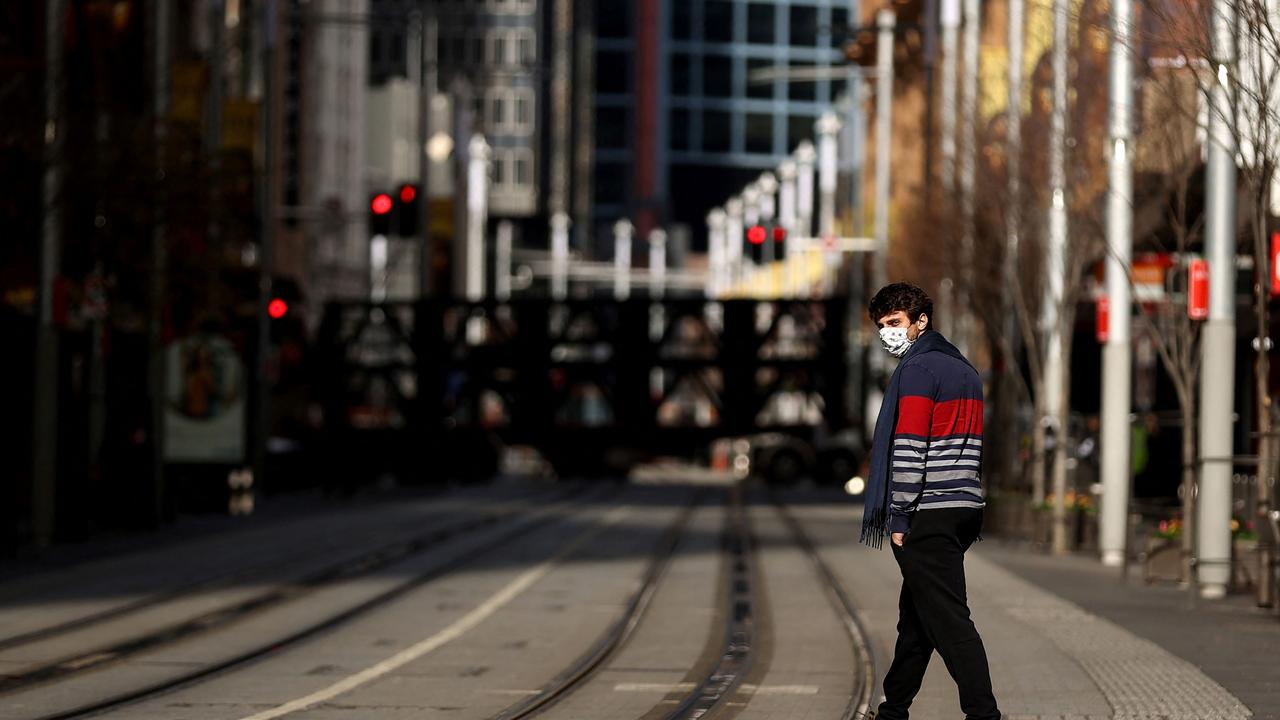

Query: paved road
[[0, 479, 1261, 719]]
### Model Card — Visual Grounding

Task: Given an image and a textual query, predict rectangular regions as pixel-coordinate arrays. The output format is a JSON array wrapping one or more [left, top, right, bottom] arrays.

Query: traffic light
[[772, 226, 787, 244], [268, 297, 289, 320], [747, 225, 766, 264], [370, 192, 393, 236], [396, 183, 419, 237]]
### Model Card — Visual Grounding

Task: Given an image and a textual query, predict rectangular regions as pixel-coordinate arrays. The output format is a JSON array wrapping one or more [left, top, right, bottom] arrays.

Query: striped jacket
[[889, 348, 985, 533]]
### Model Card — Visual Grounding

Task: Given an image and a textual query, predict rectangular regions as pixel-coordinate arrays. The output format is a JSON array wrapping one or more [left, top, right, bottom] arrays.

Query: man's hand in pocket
[[892, 532, 905, 547]]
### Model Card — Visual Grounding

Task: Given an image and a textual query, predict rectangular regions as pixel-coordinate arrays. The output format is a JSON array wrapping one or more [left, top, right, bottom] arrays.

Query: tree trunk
[[1052, 312, 1076, 555]]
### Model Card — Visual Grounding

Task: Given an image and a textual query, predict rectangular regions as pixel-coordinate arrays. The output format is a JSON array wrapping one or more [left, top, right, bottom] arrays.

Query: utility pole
[[150, 0, 173, 528], [550, 212, 570, 301], [707, 208, 727, 297], [939, 0, 959, 199], [466, 134, 491, 301], [795, 141, 817, 241], [33, 0, 67, 547], [549, 0, 573, 221], [416, 10, 437, 297], [726, 197, 745, 287], [254, 0, 277, 499], [1045, 0, 1071, 555], [649, 228, 667, 299], [573, 0, 596, 252], [495, 220, 514, 302], [957, 0, 980, 356], [1099, 0, 1134, 568], [873, 10, 895, 293], [1198, 0, 1238, 600], [614, 218, 634, 301]]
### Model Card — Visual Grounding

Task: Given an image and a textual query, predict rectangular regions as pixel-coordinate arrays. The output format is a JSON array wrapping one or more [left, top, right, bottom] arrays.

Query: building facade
[[593, 0, 855, 249]]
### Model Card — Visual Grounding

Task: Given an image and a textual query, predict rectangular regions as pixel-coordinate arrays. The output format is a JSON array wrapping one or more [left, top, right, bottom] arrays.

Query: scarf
[[860, 330, 973, 549]]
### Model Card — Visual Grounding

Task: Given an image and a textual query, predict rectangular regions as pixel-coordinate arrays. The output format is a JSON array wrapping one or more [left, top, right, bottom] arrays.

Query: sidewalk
[[976, 540, 1280, 720], [787, 495, 1276, 720]]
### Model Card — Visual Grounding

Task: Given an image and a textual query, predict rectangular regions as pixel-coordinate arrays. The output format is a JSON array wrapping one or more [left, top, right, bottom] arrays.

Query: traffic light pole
[[1099, 0, 1134, 568], [1198, 0, 1238, 599], [33, 0, 67, 547], [416, 9, 437, 298], [254, 0, 278, 498], [148, 0, 172, 529]]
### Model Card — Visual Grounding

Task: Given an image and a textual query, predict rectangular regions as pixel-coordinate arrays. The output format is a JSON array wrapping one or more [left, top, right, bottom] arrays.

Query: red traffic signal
[[772, 226, 787, 243], [268, 298, 289, 320], [1095, 296, 1109, 344], [747, 225, 767, 245], [399, 184, 417, 203], [370, 193, 393, 215], [1271, 231, 1280, 297], [1188, 258, 1209, 320]]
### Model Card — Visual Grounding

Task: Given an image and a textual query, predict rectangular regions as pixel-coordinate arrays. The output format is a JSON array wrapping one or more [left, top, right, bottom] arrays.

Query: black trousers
[[876, 507, 1001, 720]]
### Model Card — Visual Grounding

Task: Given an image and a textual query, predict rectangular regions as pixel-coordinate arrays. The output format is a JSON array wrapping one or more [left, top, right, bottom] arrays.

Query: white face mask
[[879, 326, 913, 357]]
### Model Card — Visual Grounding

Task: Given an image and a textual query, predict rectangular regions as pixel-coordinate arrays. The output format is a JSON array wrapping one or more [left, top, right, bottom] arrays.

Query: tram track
[[770, 494, 878, 720], [0, 486, 567, 696], [488, 492, 705, 720], [22, 486, 607, 720]]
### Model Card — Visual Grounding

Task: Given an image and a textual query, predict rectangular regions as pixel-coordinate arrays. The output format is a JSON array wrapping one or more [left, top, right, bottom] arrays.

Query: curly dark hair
[[869, 282, 935, 328]]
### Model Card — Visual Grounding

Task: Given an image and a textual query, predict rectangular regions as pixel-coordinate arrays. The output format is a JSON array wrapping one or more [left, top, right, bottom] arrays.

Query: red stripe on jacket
[[894, 395, 935, 437]]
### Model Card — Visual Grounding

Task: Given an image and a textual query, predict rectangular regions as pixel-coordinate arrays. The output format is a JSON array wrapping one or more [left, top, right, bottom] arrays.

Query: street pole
[[707, 208, 727, 297], [1045, 0, 1071, 555], [150, 0, 173, 528], [726, 197, 745, 287], [254, 0, 275, 500], [779, 160, 799, 296], [873, 9, 895, 293], [466, 134, 491, 302], [1100, 0, 1134, 568], [417, 10, 438, 297], [940, 0, 959, 199], [817, 111, 840, 239], [33, 0, 67, 547], [495, 220, 513, 302], [758, 172, 778, 264], [957, 0, 980, 357], [614, 218, 634, 301], [551, 211, 570, 301], [649, 228, 667, 299], [1198, 0, 1238, 599], [795, 141, 816, 241]]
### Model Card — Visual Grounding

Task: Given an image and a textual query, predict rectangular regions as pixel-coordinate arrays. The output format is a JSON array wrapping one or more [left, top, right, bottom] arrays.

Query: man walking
[[860, 282, 1002, 720]]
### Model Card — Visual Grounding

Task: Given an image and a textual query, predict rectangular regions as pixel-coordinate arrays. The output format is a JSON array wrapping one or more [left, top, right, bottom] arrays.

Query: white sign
[[164, 334, 247, 463]]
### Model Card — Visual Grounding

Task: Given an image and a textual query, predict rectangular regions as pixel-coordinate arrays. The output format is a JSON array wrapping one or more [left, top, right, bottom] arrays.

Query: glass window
[[672, 0, 692, 40], [671, 54, 691, 96], [490, 93, 507, 129], [514, 154, 532, 187], [832, 8, 850, 40], [515, 92, 533, 130], [492, 34, 509, 65], [789, 62, 816, 101], [598, 51, 630, 94], [747, 58, 774, 99], [746, 113, 773, 154], [703, 55, 732, 98], [704, 1, 733, 43], [788, 114, 813, 151], [598, 107, 629, 148], [596, 162, 628, 204], [670, 109, 690, 151], [790, 5, 818, 47], [747, 4, 775, 45], [473, 34, 487, 64], [597, 0, 632, 38], [493, 151, 508, 186], [451, 35, 466, 63], [703, 110, 731, 153], [518, 32, 535, 64]]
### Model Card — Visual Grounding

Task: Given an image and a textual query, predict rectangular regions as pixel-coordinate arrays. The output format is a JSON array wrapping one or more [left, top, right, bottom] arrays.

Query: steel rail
[[30, 486, 605, 720], [488, 490, 704, 720]]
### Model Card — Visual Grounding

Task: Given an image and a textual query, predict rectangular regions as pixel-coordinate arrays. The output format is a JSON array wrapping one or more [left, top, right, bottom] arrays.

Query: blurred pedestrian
[[860, 282, 1002, 720]]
